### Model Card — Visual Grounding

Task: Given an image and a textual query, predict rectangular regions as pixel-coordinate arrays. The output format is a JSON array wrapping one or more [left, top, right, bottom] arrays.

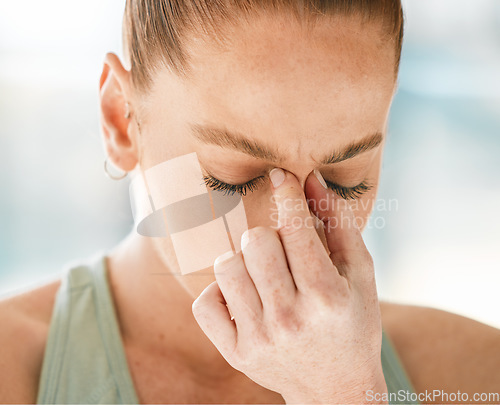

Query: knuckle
[[253, 322, 273, 346], [213, 253, 243, 278], [308, 279, 342, 309], [191, 298, 213, 317], [247, 225, 274, 246], [334, 247, 373, 268], [269, 304, 303, 334], [278, 217, 308, 242]]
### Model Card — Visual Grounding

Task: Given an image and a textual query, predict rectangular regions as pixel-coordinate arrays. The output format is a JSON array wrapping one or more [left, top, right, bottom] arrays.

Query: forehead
[[188, 13, 395, 82], [146, 14, 396, 157]]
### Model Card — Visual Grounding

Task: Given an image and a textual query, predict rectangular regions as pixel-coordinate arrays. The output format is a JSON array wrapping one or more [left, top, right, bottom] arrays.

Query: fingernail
[[269, 168, 285, 188], [314, 169, 328, 189], [214, 250, 235, 265], [241, 230, 250, 250]]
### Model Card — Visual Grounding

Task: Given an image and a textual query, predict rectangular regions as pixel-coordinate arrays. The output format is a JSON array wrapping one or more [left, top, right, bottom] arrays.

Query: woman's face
[[131, 15, 397, 298]]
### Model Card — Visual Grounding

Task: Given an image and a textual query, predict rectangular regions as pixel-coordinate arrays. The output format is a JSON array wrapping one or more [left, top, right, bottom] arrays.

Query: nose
[[268, 165, 316, 191]]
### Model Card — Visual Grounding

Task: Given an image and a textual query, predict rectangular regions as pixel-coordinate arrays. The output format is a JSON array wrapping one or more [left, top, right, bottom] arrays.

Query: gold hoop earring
[[104, 157, 128, 180]]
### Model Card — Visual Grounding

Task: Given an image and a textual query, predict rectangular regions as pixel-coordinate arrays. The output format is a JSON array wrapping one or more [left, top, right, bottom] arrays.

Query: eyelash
[[323, 179, 373, 200], [202, 174, 267, 197], [202, 173, 373, 200]]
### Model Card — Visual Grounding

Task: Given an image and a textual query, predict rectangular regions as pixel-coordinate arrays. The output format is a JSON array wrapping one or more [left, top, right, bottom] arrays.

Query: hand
[[191, 168, 388, 404]]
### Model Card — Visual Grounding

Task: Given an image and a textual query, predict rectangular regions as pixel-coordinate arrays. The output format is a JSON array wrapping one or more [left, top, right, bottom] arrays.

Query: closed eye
[[201, 172, 372, 200], [202, 173, 267, 196]]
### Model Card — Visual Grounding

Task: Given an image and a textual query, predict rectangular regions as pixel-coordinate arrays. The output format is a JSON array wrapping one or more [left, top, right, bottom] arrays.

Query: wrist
[[282, 373, 388, 405]]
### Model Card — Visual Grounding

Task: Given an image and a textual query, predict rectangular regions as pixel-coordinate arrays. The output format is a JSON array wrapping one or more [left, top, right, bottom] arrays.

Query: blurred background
[[0, 0, 499, 328]]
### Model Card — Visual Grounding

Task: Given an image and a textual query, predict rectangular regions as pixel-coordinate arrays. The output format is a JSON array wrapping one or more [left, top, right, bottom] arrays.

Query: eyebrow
[[189, 123, 383, 165]]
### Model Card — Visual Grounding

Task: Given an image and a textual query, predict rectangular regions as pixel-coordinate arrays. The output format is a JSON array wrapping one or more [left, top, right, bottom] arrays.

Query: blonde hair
[[123, 0, 404, 93]]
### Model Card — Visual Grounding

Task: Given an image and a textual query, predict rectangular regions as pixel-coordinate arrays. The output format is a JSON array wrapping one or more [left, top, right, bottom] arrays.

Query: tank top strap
[[36, 250, 139, 404], [381, 327, 420, 404], [37, 250, 418, 404]]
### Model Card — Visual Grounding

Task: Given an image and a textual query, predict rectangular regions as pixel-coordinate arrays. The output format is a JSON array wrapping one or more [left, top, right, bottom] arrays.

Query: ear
[[99, 52, 138, 172]]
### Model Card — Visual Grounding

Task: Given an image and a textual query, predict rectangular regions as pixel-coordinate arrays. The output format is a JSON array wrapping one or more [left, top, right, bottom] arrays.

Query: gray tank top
[[36, 251, 420, 404]]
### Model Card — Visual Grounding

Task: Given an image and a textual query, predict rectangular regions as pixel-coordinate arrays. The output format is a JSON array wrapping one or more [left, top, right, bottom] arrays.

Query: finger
[[269, 167, 339, 295], [304, 169, 374, 287], [213, 250, 264, 334], [191, 280, 237, 362], [240, 226, 297, 316]]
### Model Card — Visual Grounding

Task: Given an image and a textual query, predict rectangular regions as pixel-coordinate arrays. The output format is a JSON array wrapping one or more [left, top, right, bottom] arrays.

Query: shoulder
[[380, 300, 500, 399], [0, 276, 62, 403]]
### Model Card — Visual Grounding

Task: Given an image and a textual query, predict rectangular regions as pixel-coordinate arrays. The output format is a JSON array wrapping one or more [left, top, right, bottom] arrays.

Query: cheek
[[241, 185, 278, 230]]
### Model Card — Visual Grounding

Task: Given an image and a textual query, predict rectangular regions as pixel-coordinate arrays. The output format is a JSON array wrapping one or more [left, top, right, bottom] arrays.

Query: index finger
[[269, 167, 340, 295]]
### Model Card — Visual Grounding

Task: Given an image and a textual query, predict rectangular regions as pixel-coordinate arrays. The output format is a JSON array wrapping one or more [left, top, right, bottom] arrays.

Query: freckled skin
[[125, 13, 395, 302], [100, 11, 397, 402]]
